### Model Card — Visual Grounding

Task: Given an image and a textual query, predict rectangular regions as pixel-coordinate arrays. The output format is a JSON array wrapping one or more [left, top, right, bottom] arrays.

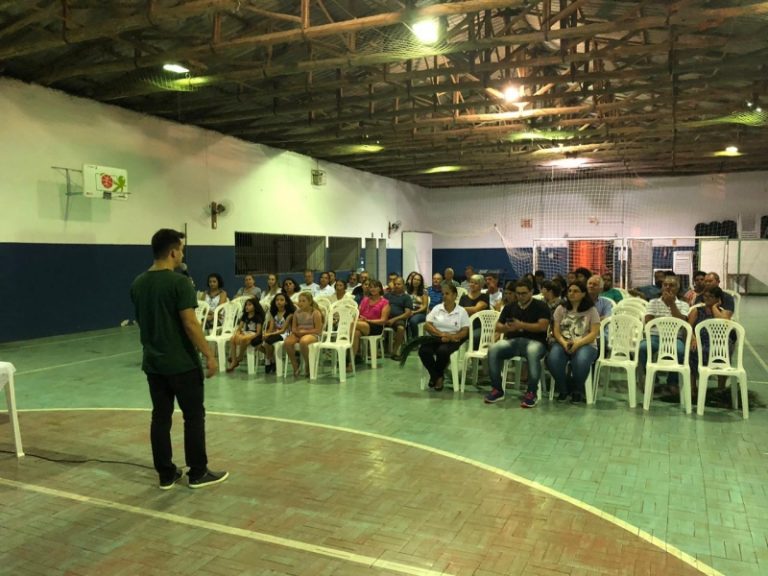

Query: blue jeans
[[547, 342, 598, 396], [488, 338, 546, 395], [408, 313, 426, 339], [639, 335, 686, 385]]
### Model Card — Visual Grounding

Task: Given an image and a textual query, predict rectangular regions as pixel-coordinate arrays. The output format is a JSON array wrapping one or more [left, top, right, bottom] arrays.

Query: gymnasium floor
[[1, 298, 767, 576]]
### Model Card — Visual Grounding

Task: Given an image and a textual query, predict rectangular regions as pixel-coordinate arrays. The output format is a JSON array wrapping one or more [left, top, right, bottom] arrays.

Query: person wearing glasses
[[484, 279, 550, 408]]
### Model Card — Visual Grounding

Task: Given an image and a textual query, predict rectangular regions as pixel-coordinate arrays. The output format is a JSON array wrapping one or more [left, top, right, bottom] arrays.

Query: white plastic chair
[[501, 356, 549, 399], [460, 310, 499, 391], [612, 305, 644, 321], [456, 286, 468, 301], [194, 301, 210, 326], [643, 317, 692, 413], [0, 362, 23, 457], [204, 301, 241, 373], [723, 289, 741, 322], [615, 298, 646, 314], [695, 319, 748, 419], [360, 332, 385, 369], [418, 340, 468, 393], [311, 303, 359, 382], [594, 315, 643, 407]]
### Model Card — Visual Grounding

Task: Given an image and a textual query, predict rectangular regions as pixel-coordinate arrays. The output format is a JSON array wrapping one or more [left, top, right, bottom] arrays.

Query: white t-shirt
[[426, 304, 470, 334], [315, 285, 335, 298]]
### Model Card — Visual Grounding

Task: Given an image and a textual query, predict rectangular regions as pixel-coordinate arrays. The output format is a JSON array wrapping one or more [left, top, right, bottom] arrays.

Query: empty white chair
[[0, 362, 23, 457], [594, 315, 643, 407], [695, 319, 748, 419], [643, 317, 692, 413], [460, 310, 499, 392], [311, 303, 359, 382]]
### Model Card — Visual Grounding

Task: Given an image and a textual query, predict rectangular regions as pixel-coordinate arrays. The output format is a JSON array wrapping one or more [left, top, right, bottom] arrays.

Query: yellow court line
[[13, 408, 724, 576], [13, 350, 140, 376], [0, 476, 449, 576]]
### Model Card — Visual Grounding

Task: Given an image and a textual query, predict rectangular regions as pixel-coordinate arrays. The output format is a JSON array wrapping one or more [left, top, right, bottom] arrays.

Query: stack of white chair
[[593, 315, 644, 407]]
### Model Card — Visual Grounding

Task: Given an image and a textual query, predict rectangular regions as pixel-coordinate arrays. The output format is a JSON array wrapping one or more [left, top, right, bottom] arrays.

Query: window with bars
[[234, 232, 325, 275]]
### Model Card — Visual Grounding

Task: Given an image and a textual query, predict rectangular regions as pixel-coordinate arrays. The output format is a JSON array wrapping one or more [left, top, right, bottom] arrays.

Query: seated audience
[[600, 272, 623, 303], [315, 271, 335, 298], [684, 270, 706, 306], [227, 298, 264, 372], [262, 293, 295, 374], [353, 280, 391, 360], [384, 276, 413, 359], [573, 267, 592, 284], [523, 273, 540, 295], [299, 269, 319, 295], [204, 273, 228, 329], [259, 273, 280, 309], [460, 274, 490, 348], [587, 275, 613, 320], [442, 267, 460, 289], [694, 272, 734, 318], [347, 272, 360, 293], [235, 274, 262, 300], [427, 273, 444, 310], [534, 270, 546, 293], [639, 275, 690, 390], [484, 272, 503, 310], [461, 265, 475, 289], [484, 280, 550, 408], [688, 286, 731, 394], [406, 272, 429, 340], [633, 269, 668, 301], [352, 277, 370, 304], [418, 284, 470, 391], [281, 277, 300, 303], [384, 271, 399, 294], [329, 279, 349, 303], [284, 292, 323, 377], [540, 280, 562, 313], [547, 281, 600, 403]]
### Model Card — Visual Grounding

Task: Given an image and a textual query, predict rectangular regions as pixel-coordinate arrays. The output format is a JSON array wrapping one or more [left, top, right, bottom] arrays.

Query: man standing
[[130, 229, 229, 490], [484, 280, 550, 408], [384, 276, 413, 359]]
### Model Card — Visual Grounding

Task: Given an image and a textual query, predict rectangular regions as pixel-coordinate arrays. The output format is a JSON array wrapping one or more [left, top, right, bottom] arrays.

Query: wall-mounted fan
[[388, 220, 402, 238], [206, 200, 233, 229]]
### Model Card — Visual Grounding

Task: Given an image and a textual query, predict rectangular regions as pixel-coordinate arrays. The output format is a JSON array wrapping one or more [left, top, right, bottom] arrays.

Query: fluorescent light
[[412, 19, 439, 43], [163, 63, 189, 74], [725, 145, 739, 154], [422, 165, 463, 174]]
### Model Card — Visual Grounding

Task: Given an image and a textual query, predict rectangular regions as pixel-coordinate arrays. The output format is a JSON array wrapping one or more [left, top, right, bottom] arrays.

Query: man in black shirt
[[484, 280, 550, 408]]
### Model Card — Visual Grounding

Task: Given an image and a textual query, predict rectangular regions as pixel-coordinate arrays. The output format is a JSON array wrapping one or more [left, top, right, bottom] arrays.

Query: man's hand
[[205, 356, 218, 378]]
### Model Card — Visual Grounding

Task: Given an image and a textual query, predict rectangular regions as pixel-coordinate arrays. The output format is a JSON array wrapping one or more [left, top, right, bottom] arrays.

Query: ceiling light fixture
[[725, 145, 739, 154], [422, 165, 464, 174], [503, 85, 521, 103], [412, 19, 440, 43], [163, 63, 189, 74], [547, 156, 590, 169]]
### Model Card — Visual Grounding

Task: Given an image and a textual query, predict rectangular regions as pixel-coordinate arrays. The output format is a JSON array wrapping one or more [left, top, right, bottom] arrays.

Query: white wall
[[0, 78, 422, 248], [421, 172, 768, 249]]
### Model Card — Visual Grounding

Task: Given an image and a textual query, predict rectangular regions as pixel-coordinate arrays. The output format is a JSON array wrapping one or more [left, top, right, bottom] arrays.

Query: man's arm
[[179, 308, 218, 377]]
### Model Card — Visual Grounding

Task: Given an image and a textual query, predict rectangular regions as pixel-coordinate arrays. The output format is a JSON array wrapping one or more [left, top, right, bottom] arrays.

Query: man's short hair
[[588, 274, 604, 290], [515, 279, 533, 291], [151, 229, 184, 259], [573, 267, 592, 279], [484, 272, 499, 281], [707, 271, 721, 282], [694, 270, 706, 279], [542, 280, 562, 297]]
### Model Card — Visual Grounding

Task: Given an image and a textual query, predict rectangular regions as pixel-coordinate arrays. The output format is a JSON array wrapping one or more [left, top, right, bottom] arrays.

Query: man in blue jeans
[[484, 280, 550, 408], [639, 275, 690, 388]]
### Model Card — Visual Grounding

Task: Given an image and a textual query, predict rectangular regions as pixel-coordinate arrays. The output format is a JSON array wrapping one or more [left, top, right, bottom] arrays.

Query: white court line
[[13, 350, 140, 376], [0, 476, 447, 576], [745, 338, 768, 377], [14, 408, 722, 576], [0, 331, 130, 351]]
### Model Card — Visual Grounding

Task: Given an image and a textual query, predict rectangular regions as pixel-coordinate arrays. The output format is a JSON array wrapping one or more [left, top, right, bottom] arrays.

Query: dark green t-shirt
[[130, 269, 200, 375]]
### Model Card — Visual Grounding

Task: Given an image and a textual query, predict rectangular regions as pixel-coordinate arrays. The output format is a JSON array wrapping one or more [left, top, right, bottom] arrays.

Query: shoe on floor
[[520, 392, 538, 408], [159, 468, 183, 490], [556, 392, 570, 403], [484, 388, 505, 404], [570, 392, 584, 404], [188, 469, 229, 489]]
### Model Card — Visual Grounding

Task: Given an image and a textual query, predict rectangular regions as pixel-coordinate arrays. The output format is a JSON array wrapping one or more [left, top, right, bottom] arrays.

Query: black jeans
[[147, 368, 207, 481], [418, 339, 463, 382]]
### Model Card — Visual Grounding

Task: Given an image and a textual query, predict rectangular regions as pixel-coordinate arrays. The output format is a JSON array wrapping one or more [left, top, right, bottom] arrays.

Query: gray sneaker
[[159, 468, 183, 490], [188, 469, 229, 489]]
